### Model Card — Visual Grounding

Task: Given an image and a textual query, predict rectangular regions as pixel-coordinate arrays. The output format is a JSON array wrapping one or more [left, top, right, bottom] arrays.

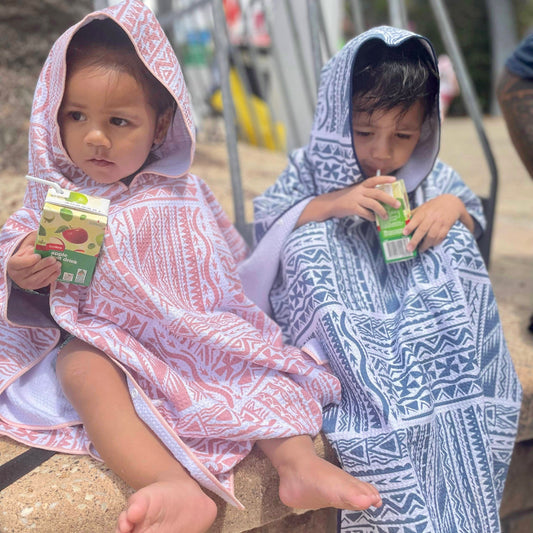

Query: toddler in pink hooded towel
[[0, 1, 381, 530]]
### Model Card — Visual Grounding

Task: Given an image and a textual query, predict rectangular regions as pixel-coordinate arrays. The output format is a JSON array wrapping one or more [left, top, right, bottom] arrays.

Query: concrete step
[[0, 433, 337, 532]]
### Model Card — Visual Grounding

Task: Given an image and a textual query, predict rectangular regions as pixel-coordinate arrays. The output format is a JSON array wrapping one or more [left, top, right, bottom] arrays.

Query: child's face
[[59, 66, 167, 184], [352, 101, 424, 177]]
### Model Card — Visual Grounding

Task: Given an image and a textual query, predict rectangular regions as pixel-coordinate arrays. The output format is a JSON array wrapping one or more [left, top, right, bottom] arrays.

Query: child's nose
[[84, 128, 111, 149], [371, 137, 392, 160]]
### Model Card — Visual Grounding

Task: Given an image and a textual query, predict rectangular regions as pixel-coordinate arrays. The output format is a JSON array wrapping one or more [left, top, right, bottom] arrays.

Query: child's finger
[[419, 224, 448, 252], [15, 231, 38, 254], [356, 205, 377, 222], [372, 202, 389, 220], [405, 222, 429, 252], [27, 255, 58, 275], [363, 175, 396, 188], [24, 262, 61, 291], [8, 251, 42, 273], [10, 256, 60, 289], [362, 188, 400, 210], [360, 197, 387, 220], [402, 208, 424, 236], [375, 191, 401, 209]]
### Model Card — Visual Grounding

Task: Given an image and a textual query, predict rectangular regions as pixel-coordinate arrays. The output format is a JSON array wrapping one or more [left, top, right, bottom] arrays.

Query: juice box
[[375, 179, 417, 263], [35, 188, 110, 286]]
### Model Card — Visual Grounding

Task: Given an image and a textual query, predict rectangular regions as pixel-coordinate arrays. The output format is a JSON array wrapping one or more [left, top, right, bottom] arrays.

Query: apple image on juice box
[[35, 188, 110, 286], [375, 179, 417, 263]]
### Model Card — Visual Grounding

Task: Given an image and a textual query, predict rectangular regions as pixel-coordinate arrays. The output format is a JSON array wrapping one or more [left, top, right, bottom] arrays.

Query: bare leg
[[497, 67, 533, 179], [257, 435, 382, 511], [56, 339, 217, 533], [497, 67, 533, 332]]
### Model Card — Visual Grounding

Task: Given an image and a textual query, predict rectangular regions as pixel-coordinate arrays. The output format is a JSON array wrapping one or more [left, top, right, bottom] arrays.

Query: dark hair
[[351, 38, 439, 118], [66, 18, 175, 117]]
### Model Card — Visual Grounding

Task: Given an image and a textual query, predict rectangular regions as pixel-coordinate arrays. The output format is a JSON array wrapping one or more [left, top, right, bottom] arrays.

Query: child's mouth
[[90, 158, 113, 167]]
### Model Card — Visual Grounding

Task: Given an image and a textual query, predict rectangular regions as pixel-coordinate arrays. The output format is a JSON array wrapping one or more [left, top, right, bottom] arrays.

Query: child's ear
[[154, 108, 173, 145]]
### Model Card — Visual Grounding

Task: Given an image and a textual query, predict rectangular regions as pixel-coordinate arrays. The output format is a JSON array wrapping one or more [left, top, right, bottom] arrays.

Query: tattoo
[[497, 68, 533, 179]]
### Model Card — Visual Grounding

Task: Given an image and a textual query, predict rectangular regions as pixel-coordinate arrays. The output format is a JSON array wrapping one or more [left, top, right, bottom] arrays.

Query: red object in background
[[223, 0, 241, 26], [223, 0, 270, 48]]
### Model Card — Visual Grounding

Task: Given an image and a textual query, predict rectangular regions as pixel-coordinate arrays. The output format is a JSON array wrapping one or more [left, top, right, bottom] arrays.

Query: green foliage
[[407, 0, 491, 114], [344, 0, 533, 115], [513, 0, 533, 37]]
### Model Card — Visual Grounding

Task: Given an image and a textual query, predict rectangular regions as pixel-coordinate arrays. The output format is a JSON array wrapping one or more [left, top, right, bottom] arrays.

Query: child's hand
[[7, 231, 61, 291], [346, 175, 402, 222], [297, 174, 401, 227], [403, 194, 465, 252]]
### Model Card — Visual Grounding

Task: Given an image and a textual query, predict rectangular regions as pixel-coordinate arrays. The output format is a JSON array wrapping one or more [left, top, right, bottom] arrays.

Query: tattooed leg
[[497, 67, 533, 179], [497, 67, 533, 334]]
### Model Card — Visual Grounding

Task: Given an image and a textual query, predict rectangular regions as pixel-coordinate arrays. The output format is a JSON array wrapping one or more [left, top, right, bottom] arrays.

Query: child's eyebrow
[[60, 99, 86, 108], [395, 121, 421, 131], [106, 107, 143, 119]]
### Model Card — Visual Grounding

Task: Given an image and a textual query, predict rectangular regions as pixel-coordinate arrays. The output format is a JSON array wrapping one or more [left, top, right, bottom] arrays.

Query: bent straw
[[25, 175, 63, 194]]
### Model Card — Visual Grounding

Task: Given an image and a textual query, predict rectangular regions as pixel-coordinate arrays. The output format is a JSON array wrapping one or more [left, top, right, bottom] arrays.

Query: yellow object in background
[[210, 68, 286, 152]]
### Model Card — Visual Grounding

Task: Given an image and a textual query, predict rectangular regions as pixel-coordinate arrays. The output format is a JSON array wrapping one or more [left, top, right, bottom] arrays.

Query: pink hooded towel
[[0, 0, 341, 506]]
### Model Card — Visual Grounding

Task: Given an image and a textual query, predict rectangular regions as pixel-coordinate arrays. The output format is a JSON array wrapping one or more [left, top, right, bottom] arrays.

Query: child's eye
[[110, 117, 128, 127], [68, 111, 85, 121], [397, 133, 412, 140], [354, 130, 372, 137]]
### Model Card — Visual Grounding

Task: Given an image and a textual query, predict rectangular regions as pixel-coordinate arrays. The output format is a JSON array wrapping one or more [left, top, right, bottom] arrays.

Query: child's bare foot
[[258, 436, 381, 512], [277, 454, 382, 511], [115, 478, 217, 533]]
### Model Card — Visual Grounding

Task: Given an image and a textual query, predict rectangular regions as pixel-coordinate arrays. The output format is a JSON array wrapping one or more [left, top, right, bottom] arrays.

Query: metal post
[[284, 0, 316, 114], [307, 0, 323, 89], [226, 0, 265, 147], [350, 0, 365, 35], [388, 0, 408, 29], [211, 0, 247, 238], [239, 0, 284, 151], [429, 0, 498, 267], [259, 0, 303, 148], [316, 0, 333, 60]]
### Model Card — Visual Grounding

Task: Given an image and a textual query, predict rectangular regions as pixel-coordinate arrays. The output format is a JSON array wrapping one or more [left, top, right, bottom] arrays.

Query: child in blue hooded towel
[[242, 26, 522, 532]]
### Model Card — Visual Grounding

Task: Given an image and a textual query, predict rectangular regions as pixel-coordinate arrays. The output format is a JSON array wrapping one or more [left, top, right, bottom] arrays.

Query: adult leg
[[257, 435, 382, 511], [497, 67, 533, 179], [56, 338, 217, 533], [497, 67, 533, 333]]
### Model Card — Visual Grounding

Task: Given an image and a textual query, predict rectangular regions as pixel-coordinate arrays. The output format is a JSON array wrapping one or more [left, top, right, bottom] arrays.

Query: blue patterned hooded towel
[[242, 26, 522, 532]]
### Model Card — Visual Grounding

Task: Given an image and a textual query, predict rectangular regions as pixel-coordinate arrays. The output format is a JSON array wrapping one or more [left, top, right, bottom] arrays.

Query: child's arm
[[402, 194, 475, 253], [7, 231, 61, 291], [295, 175, 400, 228]]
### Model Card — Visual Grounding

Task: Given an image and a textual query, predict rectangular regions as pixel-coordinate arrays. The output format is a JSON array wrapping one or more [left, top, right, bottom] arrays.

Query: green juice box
[[375, 179, 417, 263], [35, 188, 110, 286]]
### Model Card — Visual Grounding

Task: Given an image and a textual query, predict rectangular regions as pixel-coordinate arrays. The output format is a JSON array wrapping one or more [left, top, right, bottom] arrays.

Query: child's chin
[[87, 174, 122, 185]]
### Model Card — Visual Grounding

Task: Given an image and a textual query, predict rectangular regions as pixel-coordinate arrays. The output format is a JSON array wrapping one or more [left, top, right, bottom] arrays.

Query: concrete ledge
[[501, 440, 533, 533], [0, 433, 338, 532], [3, 431, 532, 532], [208, 432, 337, 532]]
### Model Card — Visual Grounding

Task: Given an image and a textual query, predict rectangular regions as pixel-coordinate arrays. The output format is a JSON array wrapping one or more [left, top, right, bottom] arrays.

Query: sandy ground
[[1, 116, 532, 367]]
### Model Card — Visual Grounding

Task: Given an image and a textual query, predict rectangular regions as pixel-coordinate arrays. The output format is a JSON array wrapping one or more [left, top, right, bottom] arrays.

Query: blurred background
[[1, 0, 533, 174], [0, 5, 532, 531]]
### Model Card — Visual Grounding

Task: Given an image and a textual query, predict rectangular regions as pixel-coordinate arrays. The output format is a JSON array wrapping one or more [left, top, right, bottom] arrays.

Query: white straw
[[25, 175, 63, 194], [376, 169, 381, 176]]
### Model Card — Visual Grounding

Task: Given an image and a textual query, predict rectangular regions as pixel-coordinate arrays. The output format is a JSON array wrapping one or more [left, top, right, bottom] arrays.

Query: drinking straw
[[25, 175, 63, 194]]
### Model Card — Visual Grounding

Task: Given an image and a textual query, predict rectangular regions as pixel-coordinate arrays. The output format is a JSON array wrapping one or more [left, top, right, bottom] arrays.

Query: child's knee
[[56, 339, 108, 395]]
